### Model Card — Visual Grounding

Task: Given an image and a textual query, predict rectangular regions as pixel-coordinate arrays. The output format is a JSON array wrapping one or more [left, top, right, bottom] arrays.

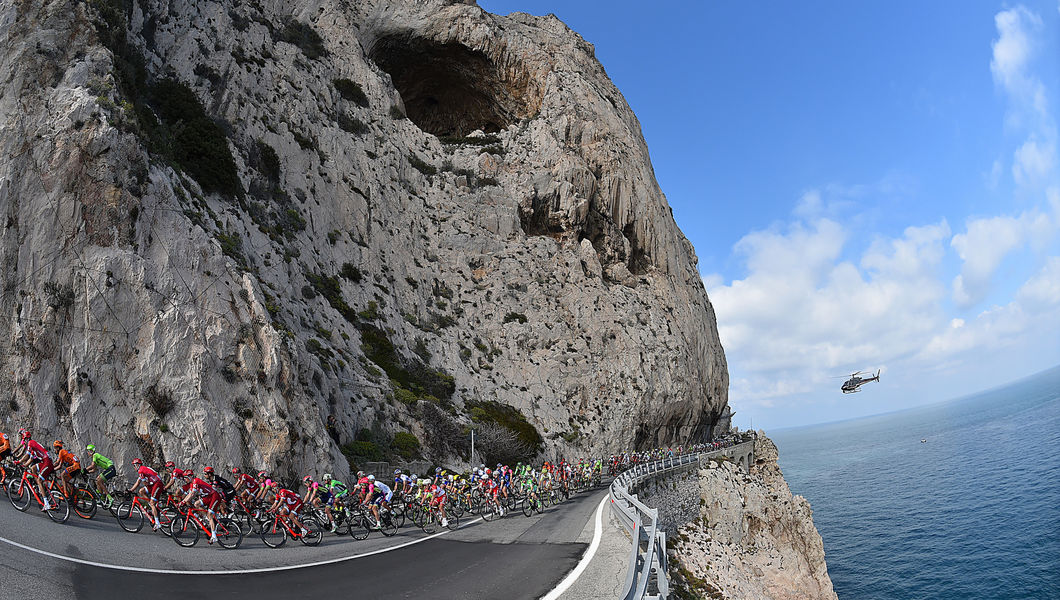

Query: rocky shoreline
[[668, 433, 837, 600]]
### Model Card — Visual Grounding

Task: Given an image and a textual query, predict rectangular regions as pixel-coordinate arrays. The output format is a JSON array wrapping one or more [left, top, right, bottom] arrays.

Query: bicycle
[[259, 510, 323, 548], [521, 491, 544, 517], [115, 491, 178, 535], [7, 469, 70, 523], [347, 503, 400, 539], [416, 499, 459, 534], [480, 494, 506, 521], [230, 493, 268, 534], [169, 503, 243, 549], [1, 462, 23, 497], [56, 471, 98, 519]]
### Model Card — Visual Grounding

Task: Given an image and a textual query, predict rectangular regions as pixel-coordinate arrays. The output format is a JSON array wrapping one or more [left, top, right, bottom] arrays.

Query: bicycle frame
[[177, 503, 226, 536], [265, 511, 302, 538], [12, 471, 49, 507]]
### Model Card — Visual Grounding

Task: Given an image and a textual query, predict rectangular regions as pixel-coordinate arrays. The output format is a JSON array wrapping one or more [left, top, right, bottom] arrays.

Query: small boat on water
[[921, 438, 927, 443]]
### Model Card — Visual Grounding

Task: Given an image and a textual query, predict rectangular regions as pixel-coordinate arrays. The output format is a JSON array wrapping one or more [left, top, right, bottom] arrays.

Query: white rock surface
[[0, 0, 728, 478], [670, 434, 838, 600]]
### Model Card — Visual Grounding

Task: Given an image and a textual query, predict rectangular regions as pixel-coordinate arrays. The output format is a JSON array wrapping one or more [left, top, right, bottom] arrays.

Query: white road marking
[[539, 495, 608, 600], [0, 517, 483, 575]]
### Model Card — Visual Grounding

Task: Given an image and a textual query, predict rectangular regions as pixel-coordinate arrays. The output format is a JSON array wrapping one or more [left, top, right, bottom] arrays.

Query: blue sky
[[480, 1, 1060, 430]]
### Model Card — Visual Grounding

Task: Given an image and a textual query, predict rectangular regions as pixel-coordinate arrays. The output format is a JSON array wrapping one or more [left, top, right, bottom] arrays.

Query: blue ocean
[[770, 366, 1060, 600]]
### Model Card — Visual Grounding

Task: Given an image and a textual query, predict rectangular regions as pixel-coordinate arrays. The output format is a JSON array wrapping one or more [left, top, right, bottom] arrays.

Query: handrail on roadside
[[607, 437, 756, 600]]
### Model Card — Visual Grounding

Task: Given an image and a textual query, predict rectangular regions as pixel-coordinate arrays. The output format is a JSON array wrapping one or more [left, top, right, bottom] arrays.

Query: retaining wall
[[632, 440, 756, 534]]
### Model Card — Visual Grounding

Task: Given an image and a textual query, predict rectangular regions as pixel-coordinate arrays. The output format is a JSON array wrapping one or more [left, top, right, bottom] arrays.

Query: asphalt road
[[0, 486, 608, 600]]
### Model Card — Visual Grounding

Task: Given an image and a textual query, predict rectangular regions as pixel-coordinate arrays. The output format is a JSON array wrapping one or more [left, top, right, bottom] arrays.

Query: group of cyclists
[[0, 425, 615, 548]]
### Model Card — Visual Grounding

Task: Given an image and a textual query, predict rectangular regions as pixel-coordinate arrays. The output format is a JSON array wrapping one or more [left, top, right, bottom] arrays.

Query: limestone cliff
[[670, 434, 837, 600], [0, 0, 727, 478]]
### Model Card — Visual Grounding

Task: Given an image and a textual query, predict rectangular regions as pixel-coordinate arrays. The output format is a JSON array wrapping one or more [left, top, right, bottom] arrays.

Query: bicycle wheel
[[116, 501, 145, 533], [170, 515, 199, 547], [445, 512, 460, 530], [299, 517, 323, 546], [73, 487, 97, 519], [448, 499, 464, 519], [350, 515, 370, 541], [260, 519, 287, 548], [421, 508, 436, 534], [46, 490, 70, 524], [408, 505, 424, 528], [216, 518, 243, 549], [232, 510, 253, 534], [380, 513, 398, 537], [390, 507, 405, 529], [482, 502, 496, 522], [522, 497, 533, 517], [157, 506, 179, 537], [8, 479, 29, 511]]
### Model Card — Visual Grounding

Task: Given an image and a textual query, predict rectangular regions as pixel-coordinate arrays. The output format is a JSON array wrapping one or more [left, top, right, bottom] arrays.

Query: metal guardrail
[[608, 439, 756, 600]]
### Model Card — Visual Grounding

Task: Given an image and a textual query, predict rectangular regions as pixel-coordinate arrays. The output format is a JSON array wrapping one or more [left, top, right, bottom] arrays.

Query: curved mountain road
[[0, 487, 608, 600]]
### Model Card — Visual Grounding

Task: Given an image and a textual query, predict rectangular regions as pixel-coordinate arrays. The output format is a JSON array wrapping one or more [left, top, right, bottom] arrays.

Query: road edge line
[[0, 517, 483, 575], [539, 494, 608, 600]]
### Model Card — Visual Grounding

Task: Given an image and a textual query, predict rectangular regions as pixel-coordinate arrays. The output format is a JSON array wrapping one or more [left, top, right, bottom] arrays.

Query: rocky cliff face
[[0, 0, 727, 478], [670, 434, 837, 600]]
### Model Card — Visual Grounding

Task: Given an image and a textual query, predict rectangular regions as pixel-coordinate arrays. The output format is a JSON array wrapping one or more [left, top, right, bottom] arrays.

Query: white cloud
[[991, 6, 1057, 189], [707, 218, 951, 406], [950, 207, 1060, 306], [1016, 256, 1060, 310], [920, 257, 1060, 361], [990, 7, 1040, 94], [1013, 137, 1057, 184]]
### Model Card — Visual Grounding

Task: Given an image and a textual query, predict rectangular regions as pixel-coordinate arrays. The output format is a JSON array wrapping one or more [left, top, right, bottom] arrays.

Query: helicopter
[[838, 370, 881, 394]]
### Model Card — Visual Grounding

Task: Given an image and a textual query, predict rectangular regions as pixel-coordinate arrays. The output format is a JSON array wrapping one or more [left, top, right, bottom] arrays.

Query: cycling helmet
[[164, 461, 175, 469], [204, 466, 215, 475], [434, 467, 442, 473], [53, 440, 63, 449], [184, 469, 194, 478], [356, 470, 365, 478], [367, 474, 375, 481], [322, 473, 332, 481], [131, 458, 143, 466], [86, 444, 95, 452], [231, 467, 241, 475], [269, 480, 279, 487], [410, 474, 418, 480], [172, 469, 184, 477], [19, 429, 30, 440], [303, 475, 313, 484], [394, 469, 402, 475], [257, 470, 268, 478]]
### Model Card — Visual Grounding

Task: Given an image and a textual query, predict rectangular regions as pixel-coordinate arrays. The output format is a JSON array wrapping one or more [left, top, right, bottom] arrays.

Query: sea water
[[769, 366, 1060, 600]]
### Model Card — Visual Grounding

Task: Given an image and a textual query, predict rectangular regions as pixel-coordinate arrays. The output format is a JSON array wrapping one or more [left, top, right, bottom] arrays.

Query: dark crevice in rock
[[368, 33, 535, 138], [519, 189, 563, 237], [622, 223, 649, 275]]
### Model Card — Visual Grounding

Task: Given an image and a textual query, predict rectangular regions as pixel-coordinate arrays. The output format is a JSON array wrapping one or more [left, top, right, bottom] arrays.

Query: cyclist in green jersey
[[321, 473, 348, 532], [82, 444, 117, 506]]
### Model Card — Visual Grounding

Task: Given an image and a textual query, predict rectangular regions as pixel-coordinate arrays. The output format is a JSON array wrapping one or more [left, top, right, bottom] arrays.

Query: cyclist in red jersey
[[231, 467, 260, 503], [128, 458, 165, 531], [266, 481, 308, 535], [17, 430, 54, 510], [179, 472, 222, 543]]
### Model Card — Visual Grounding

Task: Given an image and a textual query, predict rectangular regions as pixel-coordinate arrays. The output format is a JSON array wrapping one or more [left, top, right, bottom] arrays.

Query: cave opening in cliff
[[369, 33, 534, 138]]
